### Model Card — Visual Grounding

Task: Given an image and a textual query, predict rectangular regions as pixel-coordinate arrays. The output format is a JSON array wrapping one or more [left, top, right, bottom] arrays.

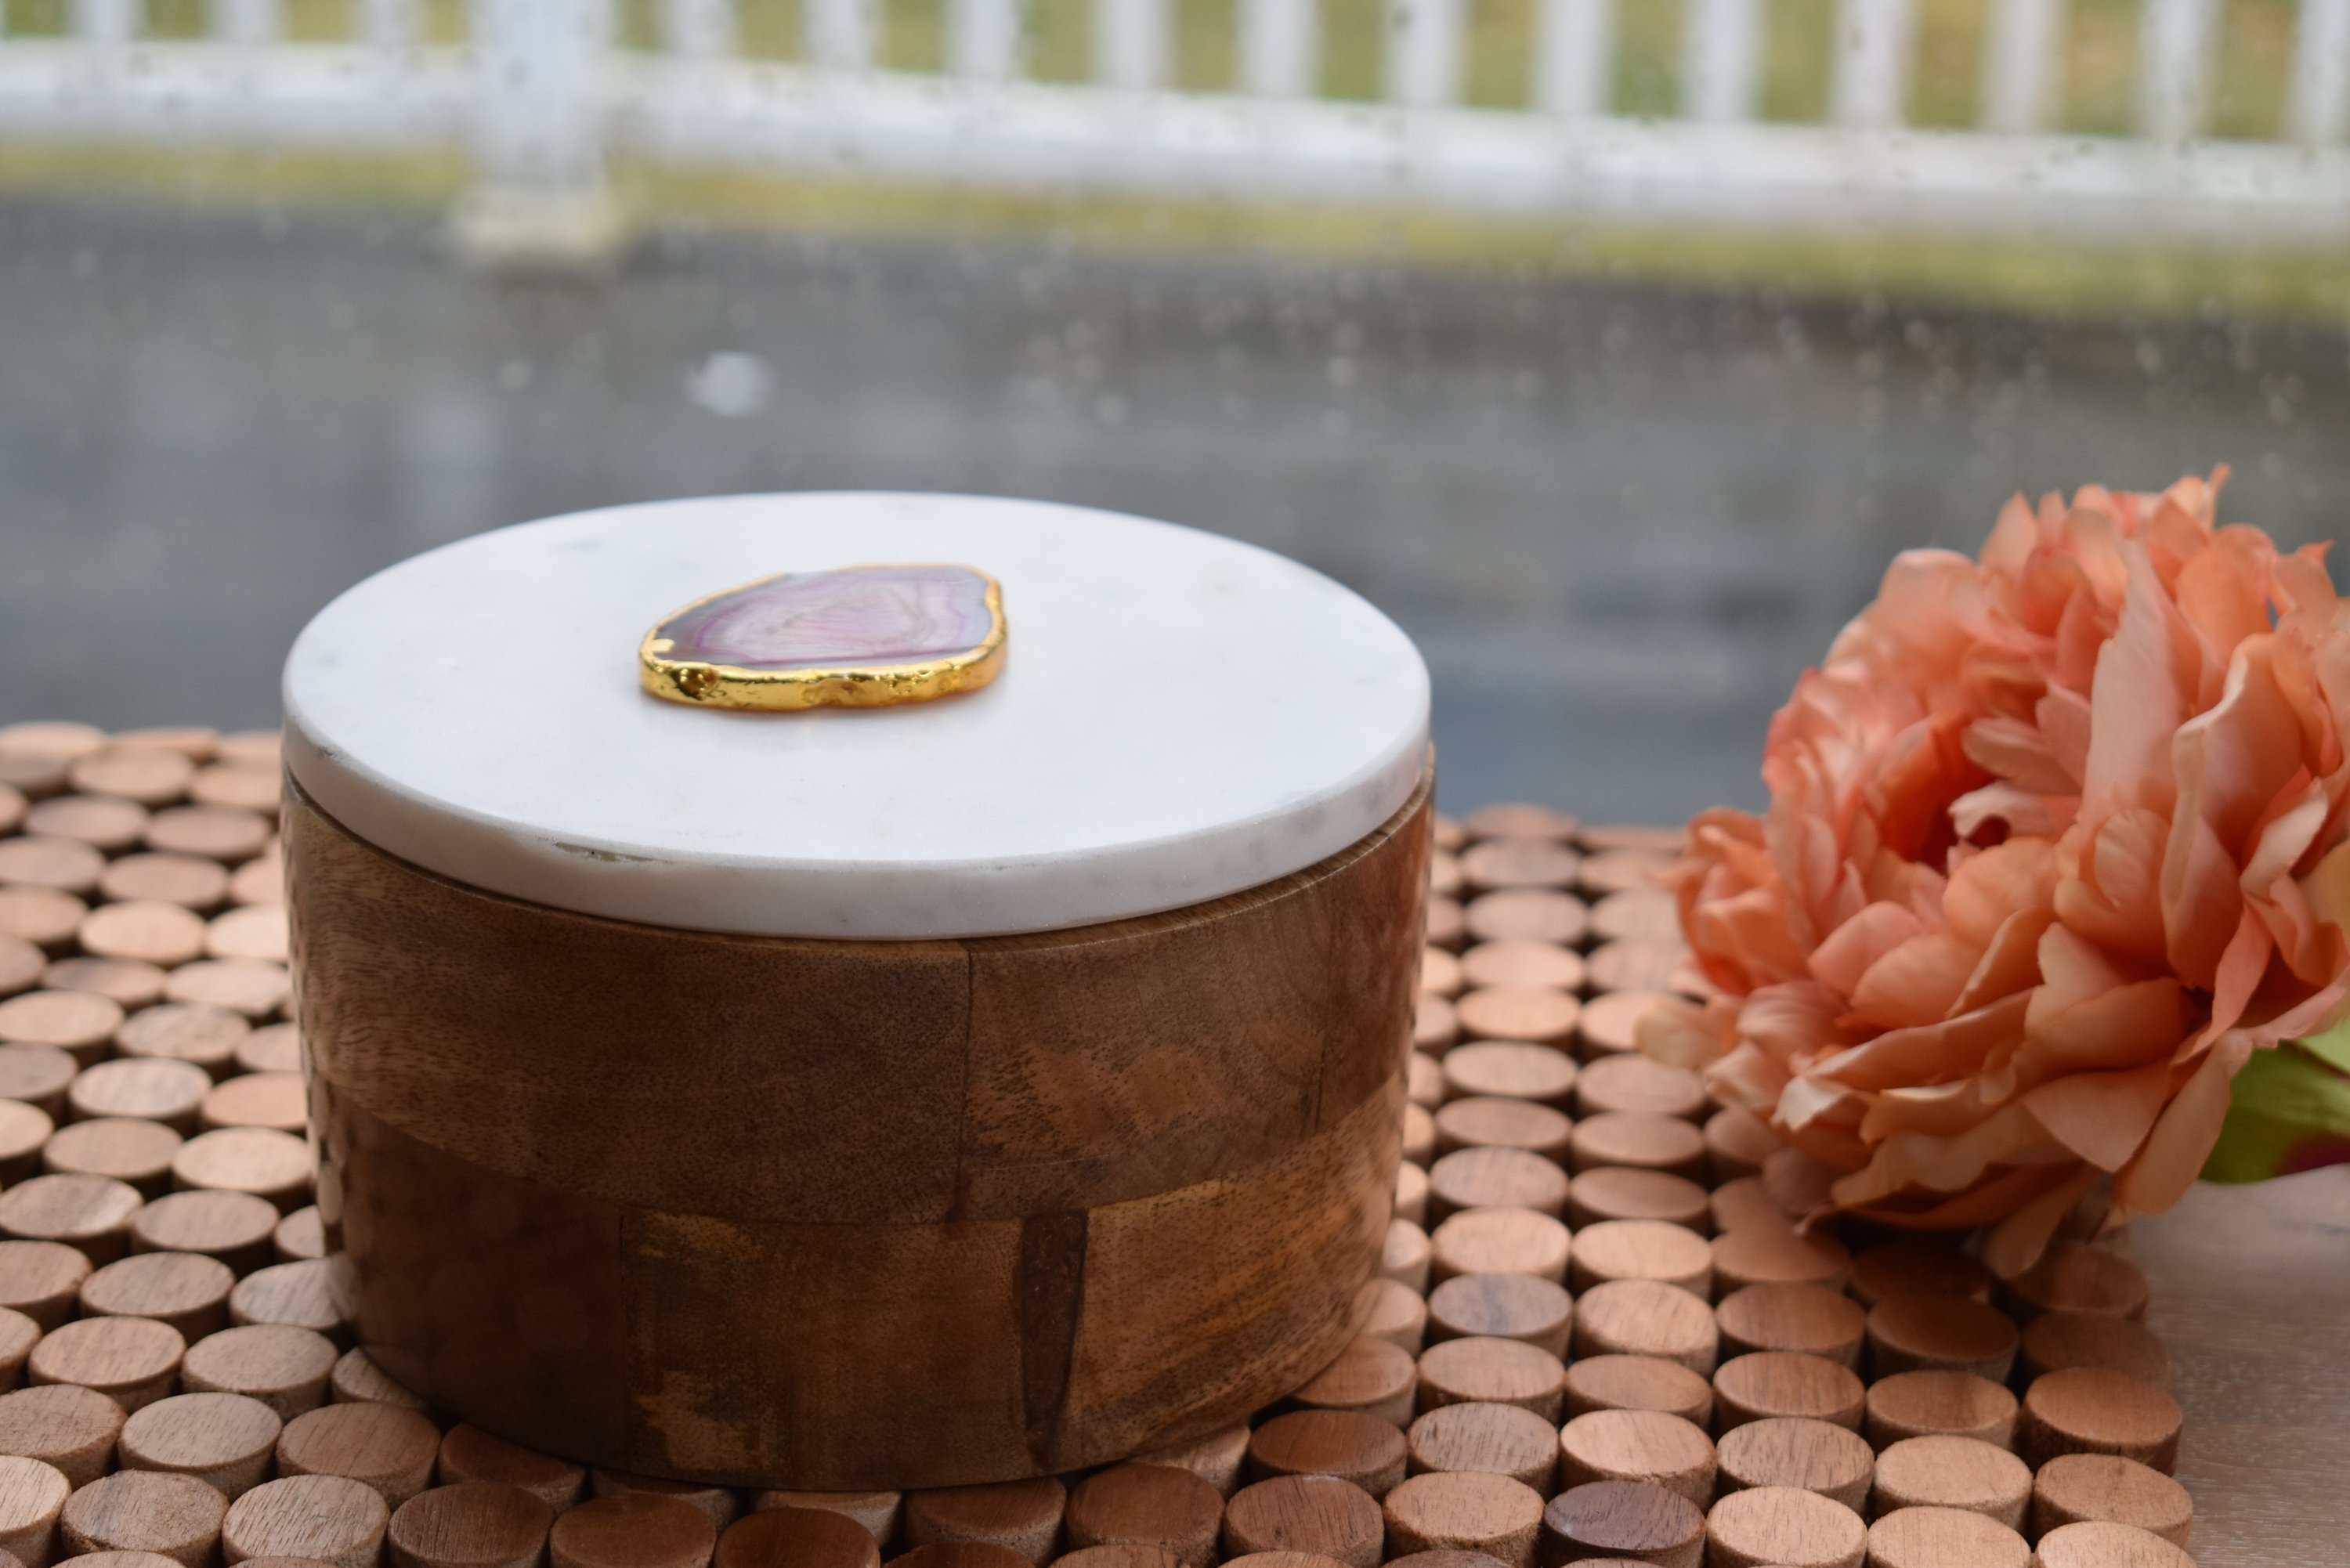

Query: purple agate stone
[[656, 564, 998, 671]]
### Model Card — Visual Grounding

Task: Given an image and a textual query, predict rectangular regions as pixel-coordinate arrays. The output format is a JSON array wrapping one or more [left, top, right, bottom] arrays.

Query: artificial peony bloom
[[1642, 470, 2350, 1271]]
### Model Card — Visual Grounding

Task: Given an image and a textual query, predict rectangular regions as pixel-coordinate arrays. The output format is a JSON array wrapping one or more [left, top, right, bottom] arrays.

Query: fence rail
[[1, 0, 2345, 255]]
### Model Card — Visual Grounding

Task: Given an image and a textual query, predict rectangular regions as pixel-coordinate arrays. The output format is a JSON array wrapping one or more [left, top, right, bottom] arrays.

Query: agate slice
[[639, 563, 1006, 710]]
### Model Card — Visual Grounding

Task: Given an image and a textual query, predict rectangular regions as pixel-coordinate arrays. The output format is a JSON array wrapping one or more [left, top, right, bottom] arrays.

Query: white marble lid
[[283, 493, 1430, 938]]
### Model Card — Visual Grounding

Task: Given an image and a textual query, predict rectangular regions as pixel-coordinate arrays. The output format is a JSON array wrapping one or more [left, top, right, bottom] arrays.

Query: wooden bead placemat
[[0, 735, 2209, 1566]]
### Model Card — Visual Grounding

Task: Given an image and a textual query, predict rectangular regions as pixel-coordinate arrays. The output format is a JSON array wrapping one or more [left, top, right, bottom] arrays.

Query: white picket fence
[[0, 0, 2345, 254]]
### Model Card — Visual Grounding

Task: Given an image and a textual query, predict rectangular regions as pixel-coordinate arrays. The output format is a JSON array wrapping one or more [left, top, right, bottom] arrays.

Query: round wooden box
[[282, 493, 1431, 1490]]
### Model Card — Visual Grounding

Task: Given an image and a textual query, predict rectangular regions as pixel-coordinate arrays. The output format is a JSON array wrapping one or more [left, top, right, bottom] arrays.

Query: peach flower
[[1643, 471, 2350, 1270]]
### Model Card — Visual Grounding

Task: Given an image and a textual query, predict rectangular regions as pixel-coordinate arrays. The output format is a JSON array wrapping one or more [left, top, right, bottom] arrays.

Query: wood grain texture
[[291, 774, 1428, 1490]]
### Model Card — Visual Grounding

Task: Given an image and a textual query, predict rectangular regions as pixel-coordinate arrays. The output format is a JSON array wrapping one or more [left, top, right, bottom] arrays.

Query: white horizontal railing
[[0, 0, 2345, 251]]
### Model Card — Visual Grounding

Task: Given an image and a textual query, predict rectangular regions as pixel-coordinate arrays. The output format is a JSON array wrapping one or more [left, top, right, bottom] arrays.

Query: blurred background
[[1, 0, 2345, 818]]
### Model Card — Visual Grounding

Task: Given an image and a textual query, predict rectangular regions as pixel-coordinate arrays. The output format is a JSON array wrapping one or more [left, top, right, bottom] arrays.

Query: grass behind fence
[[0, 0, 2307, 141]]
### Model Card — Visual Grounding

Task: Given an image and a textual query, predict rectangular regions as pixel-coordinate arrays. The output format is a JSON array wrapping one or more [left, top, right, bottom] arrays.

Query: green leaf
[[2204, 1041, 2350, 1183]]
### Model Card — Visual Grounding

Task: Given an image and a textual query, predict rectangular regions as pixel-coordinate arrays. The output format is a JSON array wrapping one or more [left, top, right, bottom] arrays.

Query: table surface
[[2135, 1165, 2350, 1564]]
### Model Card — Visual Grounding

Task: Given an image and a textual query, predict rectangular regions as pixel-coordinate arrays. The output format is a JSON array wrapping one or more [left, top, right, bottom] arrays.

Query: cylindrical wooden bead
[[230, 1262, 345, 1342], [27, 1316, 185, 1412], [1386, 1220, 1434, 1293], [1708, 1230, 1849, 1299], [1564, 1170, 1708, 1234], [1843, 1240, 1990, 1309], [388, 1481, 558, 1568], [1700, 1485, 1864, 1568], [0, 1384, 125, 1487], [1220, 1476, 1381, 1568], [131, 1191, 280, 1276], [2018, 1312, 2172, 1389], [1417, 996, 1460, 1057], [1994, 1242, 2148, 1324], [80, 1252, 237, 1341], [1431, 1100, 1572, 1165], [1459, 942, 1585, 995], [277, 1402, 442, 1508], [1570, 1058, 1702, 1123], [1409, 1054, 1447, 1111], [1381, 1472, 1542, 1568], [0, 990, 118, 1066], [1566, 1116, 1703, 1182], [1560, 1357, 1713, 1429], [2030, 1520, 2196, 1568], [0, 1104, 49, 1187], [233, 1025, 302, 1080], [1354, 1278, 1429, 1356], [114, 1006, 248, 1081], [1398, 1163, 1430, 1228], [172, 1129, 312, 1213], [1249, 1411, 1408, 1498], [1864, 1294, 2018, 1382], [1713, 1284, 1864, 1368], [201, 1075, 308, 1137], [1430, 1209, 1569, 1284], [436, 1425, 584, 1514], [715, 1505, 880, 1568], [0, 1175, 143, 1265], [0, 1310, 33, 1394], [332, 1349, 428, 1413], [0, 1241, 90, 1331], [1426, 1151, 1568, 1224], [1404, 1106, 1438, 1167], [1290, 1338, 1418, 1427], [1420, 948, 1464, 1000], [119, 1392, 284, 1499], [1556, 1411, 1712, 1508], [1535, 1479, 1701, 1568], [1426, 898, 1466, 953], [1567, 1222, 1708, 1297], [1861, 1371, 2016, 1451], [1570, 1282, 1718, 1377], [902, 1479, 1065, 1563], [2028, 1454, 2193, 1546], [547, 1494, 714, 1568], [62, 1471, 230, 1568], [1461, 806, 1577, 842], [45, 957, 168, 1012], [1438, 1044, 1576, 1110], [1567, 991, 1649, 1060], [96, 854, 230, 912], [79, 905, 206, 970], [1424, 1274, 1571, 1359], [750, 1490, 902, 1545], [1130, 1425, 1251, 1500], [1710, 1353, 1863, 1433], [179, 1325, 338, 1421], [1712, 1418, 1871, 1512], [0, 1455, 68, 1568], [1869, 1435, 2028, 1528], [1405, 1404, 1556, 1495], [1463, 891, 1587, 949], [0, 1048, 78, 1121], [1061, 1464, 1220, 1567], [2018, 1369, 2182, 1474], [1701, 1108, 1780, 1185], [43, 1119, 179, 1200], [1461, 839, 1580, 896], [577, 1476, 724, 1539], [69, 1061, 210, 1136], [273, 1211, 326, 1266], [1415, 1339, 1566, 1422], [1862, 1506, 2026, 1568]]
